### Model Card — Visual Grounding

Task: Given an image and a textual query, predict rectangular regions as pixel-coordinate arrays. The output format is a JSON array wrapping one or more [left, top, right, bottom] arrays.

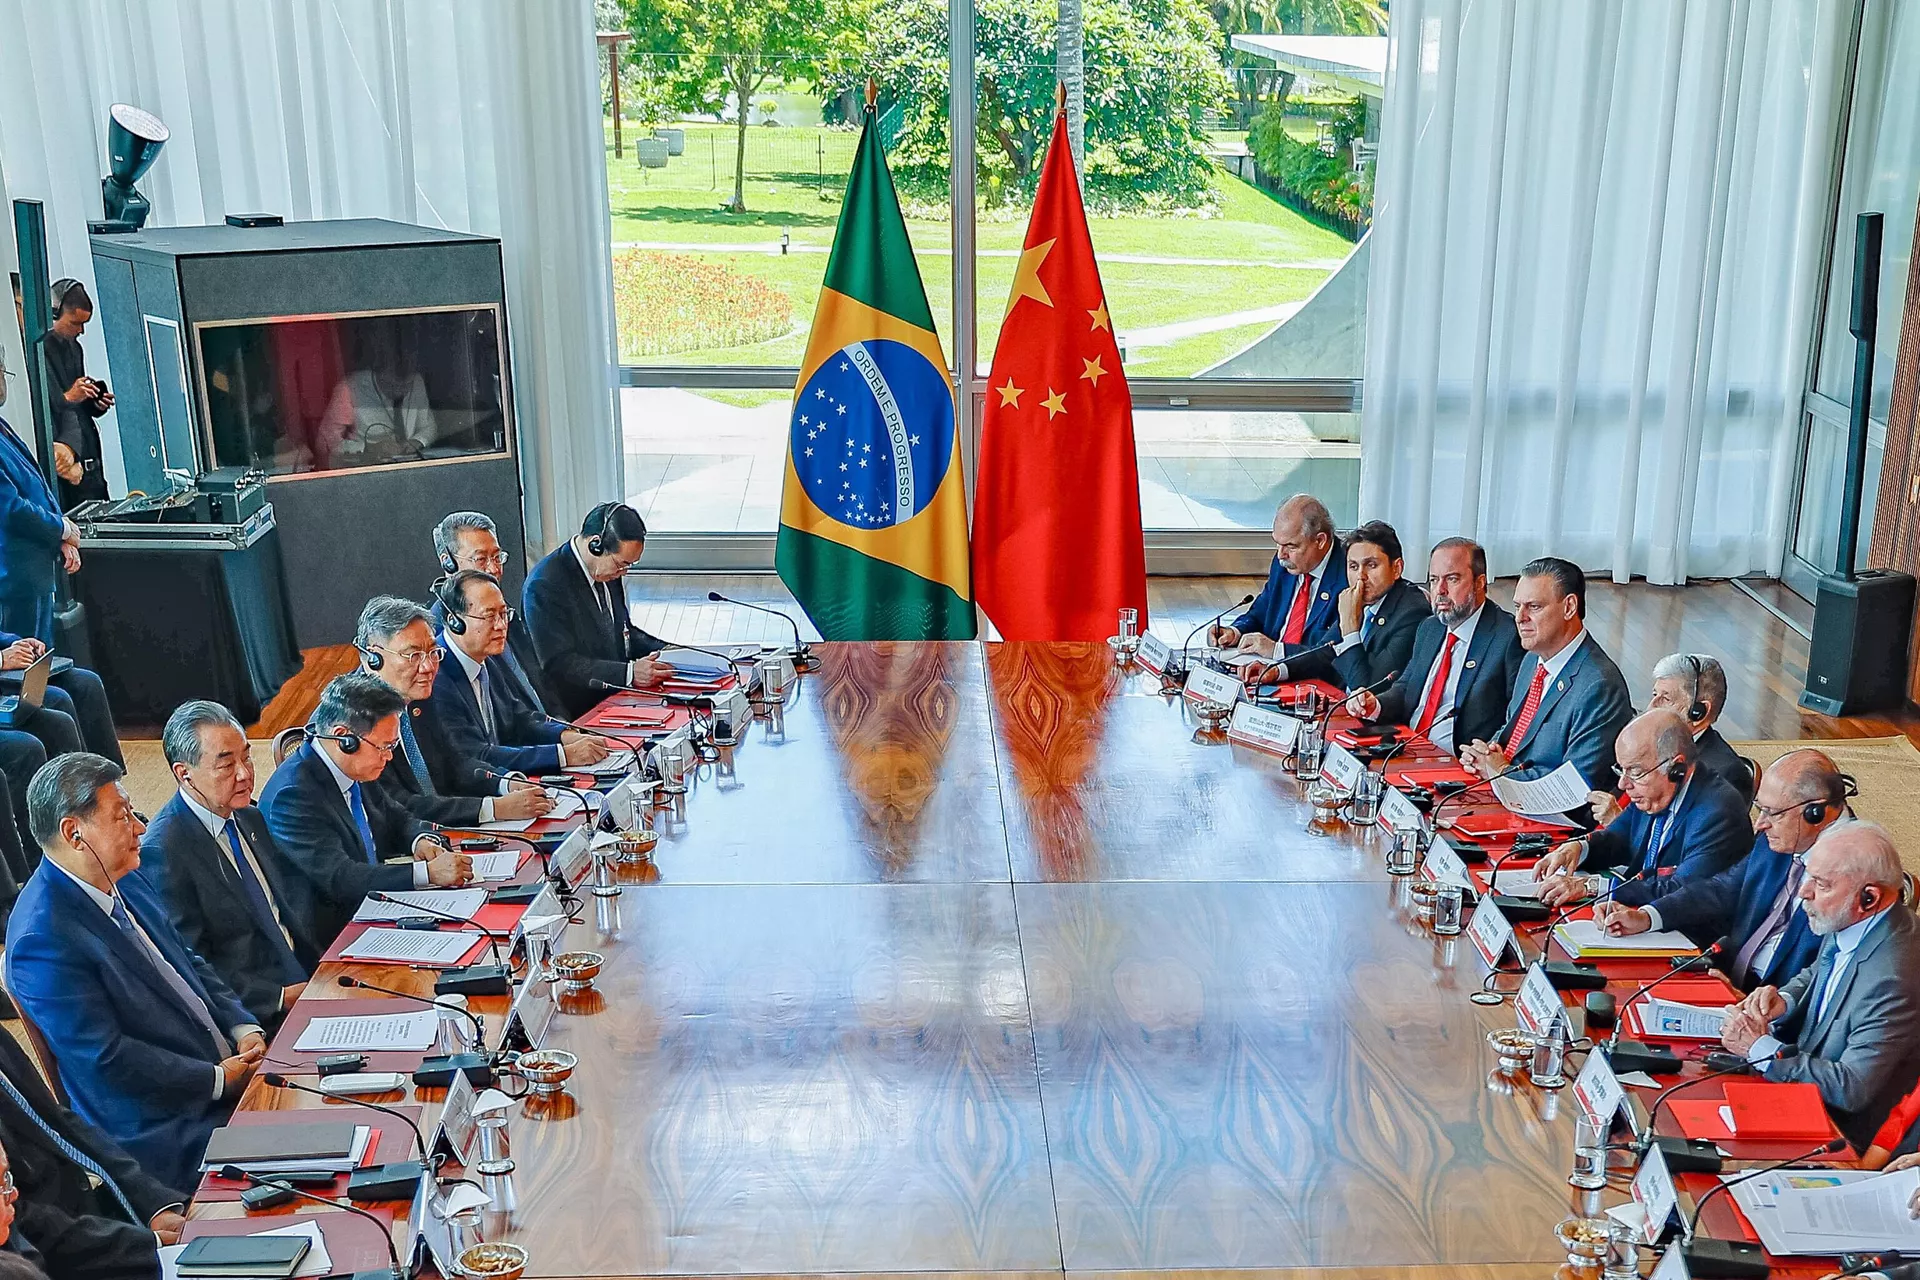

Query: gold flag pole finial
[[866, 77, 878, 109], [1055, 81, 1066, 114]]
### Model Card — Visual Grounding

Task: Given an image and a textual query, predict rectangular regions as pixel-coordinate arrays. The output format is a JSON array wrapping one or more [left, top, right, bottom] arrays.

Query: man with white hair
[[1647, 652, 1752, 803], [1721, 821, 1920, 1150]]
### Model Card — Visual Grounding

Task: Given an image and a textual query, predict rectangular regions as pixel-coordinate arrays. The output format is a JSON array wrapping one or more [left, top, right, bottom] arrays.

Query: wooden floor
[[248, 573, 1919, 745]]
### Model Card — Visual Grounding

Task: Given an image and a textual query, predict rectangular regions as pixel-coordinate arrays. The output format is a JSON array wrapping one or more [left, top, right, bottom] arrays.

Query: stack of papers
[[1731, 1167, 1920, 1255], [1489, 761, 1592, 817], [1490, 869, 1544, 896], [351, 889, 486, 923], [656, 646, 752, 678], [338, 928, 478, 966], [293, 1010, 438, 1053], [1636, 997, 1729, 1040], [201, 1122, 371, 1176], [468, 850, 520, 881], [1552, 918, 1698, 958], [168, 1222, 334, 1280]]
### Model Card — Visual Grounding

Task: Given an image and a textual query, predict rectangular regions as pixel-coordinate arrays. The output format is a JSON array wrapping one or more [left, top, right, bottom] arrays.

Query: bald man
[[1593, 748, 1850, 989], [1211, 494, 1348, 686], [1532, 708, 1751, 909], [1720, 822, 1920, 1151]]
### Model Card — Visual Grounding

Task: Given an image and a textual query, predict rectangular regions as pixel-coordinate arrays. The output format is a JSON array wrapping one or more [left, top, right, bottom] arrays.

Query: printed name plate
[[1422, 837, 1473, 889], [1514, 962, 1567, 1036], [1319, 743, 1364, 795], [1135, 632, 1172, 673], [1184, 664, 1244, 707], [1226, 702, 1301, 754], [1380, 785, 1423, 832], [1467, 894, 1516, 969]]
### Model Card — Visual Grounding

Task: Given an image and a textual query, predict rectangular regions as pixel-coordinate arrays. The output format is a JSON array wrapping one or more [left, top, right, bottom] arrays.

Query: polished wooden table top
[[232, 642, 1716, 1280]]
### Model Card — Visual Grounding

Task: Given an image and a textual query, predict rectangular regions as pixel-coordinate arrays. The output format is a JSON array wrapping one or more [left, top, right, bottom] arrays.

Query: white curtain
[[0, 0, 622, 553], [1361, 0, 1853, 584]]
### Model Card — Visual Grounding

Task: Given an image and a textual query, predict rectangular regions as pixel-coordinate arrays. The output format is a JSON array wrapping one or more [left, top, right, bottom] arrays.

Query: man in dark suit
[[3, 754, 265, 1192], [139, 701, 314, 1030], [1318, 520, 1429, 692], [523, 503, 673, 719], [1594, 748, 1851, 990], [1348, 537, 1523, 753], [1460, 557, 1634, 793], [257, 674, 471, 946], [1210, 493, 1347, 686], [1646, 652, 1754, 804], [354, 596, 553, 828], [434, 572, 612, 774], [1721, 821, 1920, 1151], [432, 512, 555, 717], [1532, 709, 1751, 908], [0, 367, 81, 645], [0, 635, 119, 771], [0, 1027, 187, 1280]]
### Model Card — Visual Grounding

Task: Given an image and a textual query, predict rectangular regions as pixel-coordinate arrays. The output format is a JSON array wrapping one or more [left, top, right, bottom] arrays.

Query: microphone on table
[[1170, 595, 1255, 681], [253, 1074, 439, 1203], [1634, 1045, 1787, 1165], [1427, 759, 1532, 829], [659, 640, 758, 684], [215, 1164, 411, 1280], [1373, 708, 1454, 771], [1244, 639, 1341, 702], [335, 975, 487, 1051], [538, 719, 652, 771], [430, 827, 564, 897], [366, 892, 512, 989], [707, 590, 816, 670], [1528, 864, 1657, 936], [1681, 1136, 1849, 1273], [473, 768, 607, 835], [1607, 940, 1728, 1049], [1314, 669, 1400, 738]]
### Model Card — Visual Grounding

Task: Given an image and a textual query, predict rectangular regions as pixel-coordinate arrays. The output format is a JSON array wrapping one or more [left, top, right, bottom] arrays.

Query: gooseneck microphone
[[1636, 1046, 1785, 1148], [707, 591, 816, 669], [335, 975, 487, 1050], [1681, 1137, 1848, 1274], [430, 827, 563, 894], [1608, 941, 1728, 1050], [1171, 595, 1255, 680], [1374, 708, 1455, 771], [1428, 759, 1532, 829], [215, 1164, 410, 1280]]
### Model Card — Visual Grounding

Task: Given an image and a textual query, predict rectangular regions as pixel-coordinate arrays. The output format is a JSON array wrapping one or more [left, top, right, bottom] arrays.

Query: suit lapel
[[1454, 606, 1501, 708], [1808, 916, 1894, 1046], [1517, 641, 1586, 755], [51, 871, 204, 1024]]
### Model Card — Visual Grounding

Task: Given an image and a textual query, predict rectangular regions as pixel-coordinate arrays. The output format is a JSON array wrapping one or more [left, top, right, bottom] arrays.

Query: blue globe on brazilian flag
[[775, 99, 975, 641]]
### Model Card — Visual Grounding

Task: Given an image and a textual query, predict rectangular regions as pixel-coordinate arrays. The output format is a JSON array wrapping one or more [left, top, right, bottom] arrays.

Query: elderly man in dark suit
[[1348, 537, 1523, 753], [1720, 821, 1920, 1151], [138, 701, 314, 1030], [3, 754, 265, 1192], [1460, 557, 1635, 796], [522, 503, 673, 719], [1210, 493, 1347, 687], [1645, 651, 1754, 804], [0, 1027, 186, 1280], [431, 513, 555, 717]]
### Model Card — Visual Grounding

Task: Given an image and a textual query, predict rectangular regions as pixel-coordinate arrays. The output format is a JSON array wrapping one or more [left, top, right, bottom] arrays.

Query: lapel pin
[[1465, 660, 1476, 669], [1556, 681, 1566, 692]]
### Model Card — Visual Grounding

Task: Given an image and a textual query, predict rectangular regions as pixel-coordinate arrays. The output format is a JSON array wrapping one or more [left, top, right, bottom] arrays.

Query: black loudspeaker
[[1801, 570, 1915, 715], [1801, 211, 1915, 716]]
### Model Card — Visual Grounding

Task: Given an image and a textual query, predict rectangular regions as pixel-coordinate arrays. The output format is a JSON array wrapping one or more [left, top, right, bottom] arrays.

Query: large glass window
[[605, 0, 1375, 547]]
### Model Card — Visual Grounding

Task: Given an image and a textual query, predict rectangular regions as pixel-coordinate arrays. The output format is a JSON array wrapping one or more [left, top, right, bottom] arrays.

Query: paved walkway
[[611, 239, 1352, 271]]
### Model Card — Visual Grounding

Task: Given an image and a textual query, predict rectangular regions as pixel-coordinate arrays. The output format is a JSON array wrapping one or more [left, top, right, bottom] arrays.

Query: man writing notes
[[258, 674, 471, 945], [1592, 748, 1851, 990], [354, 596, 553, 827], [524, 503, 673, 719], [1645, 652, 1754, 804], [433, 573, 611, 775], [4, 755, 264, 1192], [1209, 494, 1346, 686], [1530, 709, 1751, 908], [1459, 557, 1634, 793], [1719, 822, 1920, 1151], [139, 701, 314, 1031], [1347, 538, 1523, 753]]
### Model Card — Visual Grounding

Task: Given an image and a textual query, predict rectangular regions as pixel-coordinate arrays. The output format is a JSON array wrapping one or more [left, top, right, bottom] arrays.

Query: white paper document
[[1489, 760, 1591, 818], [1490, 868, 1544, 896], [474, 813, 536, 832], [294, 1009, 438, 1052], [339, 927, 478, 965], [253, 1219, 335, 1277], [1640, 997, 1729, 1040], [352, 888, 487, 923], [468, 850, 520, 881], [1730, 1168, 1920, 1255], [1219, 649, 1268, 669], [586, 748, 636, 774], [546, 788, 589, 818], [656, 646, 746, 677], [1552, 918, 1698, 958]]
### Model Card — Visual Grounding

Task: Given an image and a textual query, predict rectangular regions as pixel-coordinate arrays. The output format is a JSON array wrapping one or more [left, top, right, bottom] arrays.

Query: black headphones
[[584, 503, 635, 557], [1800, 771, 1859, 825], [306, 727, 362, 754], [49, 278, 81, 319], [1684, 654, 1709, 725], [433, 574, 466, 636], [1664, 755, 1689, 784], [358, 643, 384, 672], [438, 545, 459, 575]]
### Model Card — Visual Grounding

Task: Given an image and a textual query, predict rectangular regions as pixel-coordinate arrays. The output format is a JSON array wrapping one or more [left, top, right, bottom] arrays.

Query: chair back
[[272, 726, 306, 765], [0, 968, 68, 1106]]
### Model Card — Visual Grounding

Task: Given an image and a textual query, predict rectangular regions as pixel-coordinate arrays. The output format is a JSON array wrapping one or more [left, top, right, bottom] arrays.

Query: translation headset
[[433, 573, 468, 636], [1799, 771, 1859, 825], [358, 643, 384, 672], [1663, 754, 1689, 784], [584, 502, 636, 557], [1684, 654, 1709, 725], [305, 726, 363, 754], [438, 543, 459, 575]]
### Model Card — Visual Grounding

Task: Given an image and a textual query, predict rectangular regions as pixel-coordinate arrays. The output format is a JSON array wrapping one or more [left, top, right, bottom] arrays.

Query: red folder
[[1724, 1081, 1833, 1141], [1669, 1098, 1737, 1141], [1387, 762, 1476, 789], [1448, 811, 1575, 840], [179, 1209, 397, 1270]]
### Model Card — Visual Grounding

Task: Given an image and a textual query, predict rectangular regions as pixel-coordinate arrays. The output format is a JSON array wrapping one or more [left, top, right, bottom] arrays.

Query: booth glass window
[[196, 306, 510, 477]]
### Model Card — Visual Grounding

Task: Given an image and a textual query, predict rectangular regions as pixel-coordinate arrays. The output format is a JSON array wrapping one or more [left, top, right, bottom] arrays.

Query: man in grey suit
[[1721, 821, 1920, 1151]]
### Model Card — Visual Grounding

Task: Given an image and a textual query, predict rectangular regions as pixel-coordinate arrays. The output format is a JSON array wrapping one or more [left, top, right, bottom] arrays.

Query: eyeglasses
[[462, 550, 510, 571], [1612, 756, 1680, 784], [373, 644, 441, 666], [462, 606, 516, 626], [1752, 800, 1808, 823], [362, 737, 402, 757]]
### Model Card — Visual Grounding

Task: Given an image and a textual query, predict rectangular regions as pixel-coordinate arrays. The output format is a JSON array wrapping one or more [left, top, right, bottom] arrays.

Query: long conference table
[[195, 641, 1850, 1280]]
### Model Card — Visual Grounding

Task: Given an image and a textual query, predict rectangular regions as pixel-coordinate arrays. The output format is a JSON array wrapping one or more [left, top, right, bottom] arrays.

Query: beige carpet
[[120, 739, 283, 819], [1735, 736, 1920, 872]]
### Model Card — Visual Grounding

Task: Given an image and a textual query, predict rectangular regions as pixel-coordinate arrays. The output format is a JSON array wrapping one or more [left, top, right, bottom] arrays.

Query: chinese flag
[[972, 108, 1148, 641]]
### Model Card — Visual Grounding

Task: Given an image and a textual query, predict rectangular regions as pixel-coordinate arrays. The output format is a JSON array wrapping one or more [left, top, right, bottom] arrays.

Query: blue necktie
[[398, 713, 433, 793], [1802, 944, 1840, 1031], [223, 820, 304, 984], [0, 1068, 138, 1221], [346, 784, 378, 864]]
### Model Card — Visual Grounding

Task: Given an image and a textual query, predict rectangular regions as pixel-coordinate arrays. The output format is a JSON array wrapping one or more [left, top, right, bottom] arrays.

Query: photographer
[[40, 281, 113, 510]]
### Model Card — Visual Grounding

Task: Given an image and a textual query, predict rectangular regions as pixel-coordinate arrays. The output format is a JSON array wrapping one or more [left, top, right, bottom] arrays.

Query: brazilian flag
[[775, 99, 975, 641]]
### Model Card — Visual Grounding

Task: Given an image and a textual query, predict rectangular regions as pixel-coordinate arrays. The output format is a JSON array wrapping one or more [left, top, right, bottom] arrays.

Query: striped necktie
[[0, 1069, 138, 1221], [399, 712, 433, 792]]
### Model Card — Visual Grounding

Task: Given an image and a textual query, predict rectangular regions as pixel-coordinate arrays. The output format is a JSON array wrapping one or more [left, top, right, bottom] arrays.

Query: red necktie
[[1504, 663, 1549, 754], [1414, 631, 1458, 736], [1280, 574, 1313, 645]]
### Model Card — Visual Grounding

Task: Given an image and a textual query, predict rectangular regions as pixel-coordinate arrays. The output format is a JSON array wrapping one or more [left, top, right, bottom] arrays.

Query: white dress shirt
[[47, 859, 261, 1098], [446, 643, 563, 772], [179, 791, 301, 964], [1535, 627, 1589, 685], [1409, 602, 1484, 754], [316, 744, 430, 888], [1264, 551, 1328, 681], [1748, 907, 1889, 1068]]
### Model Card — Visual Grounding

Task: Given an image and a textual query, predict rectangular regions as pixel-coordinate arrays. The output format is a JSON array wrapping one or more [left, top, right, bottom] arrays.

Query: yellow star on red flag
[[1080, 356, 1107, 386], [1004, 238, 1057, 320], [1042, 389, 1067, 419], [1088, 302, 1110, 332], [996, 379, 1024, 408]]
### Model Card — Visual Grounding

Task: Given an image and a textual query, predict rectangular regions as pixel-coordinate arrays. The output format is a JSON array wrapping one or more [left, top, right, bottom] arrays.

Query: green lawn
[[606, 120, 1354, 376]]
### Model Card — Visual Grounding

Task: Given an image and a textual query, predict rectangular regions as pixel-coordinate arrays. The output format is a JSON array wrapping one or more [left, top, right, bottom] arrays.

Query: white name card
[[1632, 1142, 1678, 1245], [1320, 743, 1364, 795], [1136, 632, 1172, 673], [1184, 664, 1243, 707], [1573, 1044, 1627, 1129], [1380, 785, 1423, 833], [1422, 837, 1473, 889], [1515, 962, 1566, 1036], [1649, 1241, 1688, 1280], [715, 686, 751, 725], [1467, 894, 1515, 969], [1226, 702, 1301, 754]]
